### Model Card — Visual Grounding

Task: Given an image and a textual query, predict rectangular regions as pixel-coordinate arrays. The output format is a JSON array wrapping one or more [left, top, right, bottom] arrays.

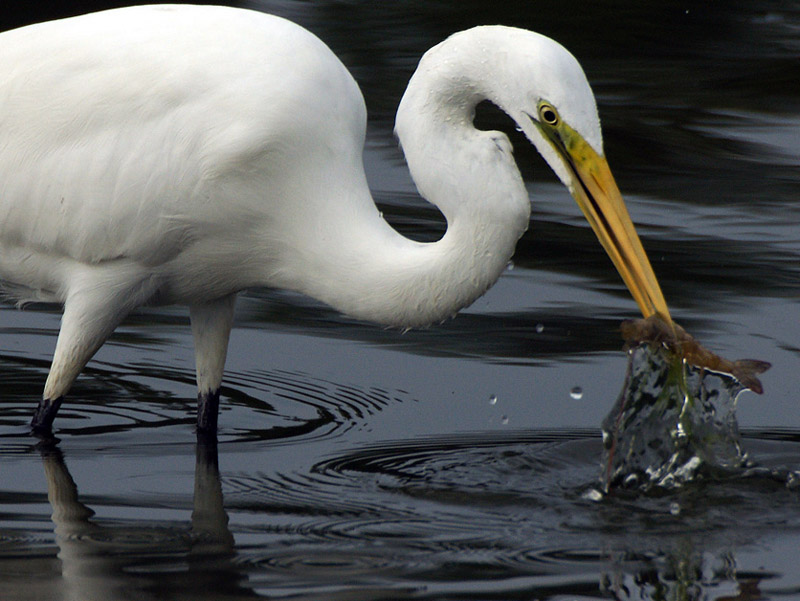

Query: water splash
[[601, 343, 752, 492]]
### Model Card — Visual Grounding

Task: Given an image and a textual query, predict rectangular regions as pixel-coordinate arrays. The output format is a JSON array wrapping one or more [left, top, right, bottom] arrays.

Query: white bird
[[0, 5, 671, 434]]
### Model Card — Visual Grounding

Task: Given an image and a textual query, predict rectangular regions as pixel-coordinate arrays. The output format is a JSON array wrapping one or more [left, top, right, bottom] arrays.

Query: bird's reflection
[[190, 433, 235, 555], [36, 434, 253, 601], [602, 546, 763, 601], [34, 431, 770, 601]]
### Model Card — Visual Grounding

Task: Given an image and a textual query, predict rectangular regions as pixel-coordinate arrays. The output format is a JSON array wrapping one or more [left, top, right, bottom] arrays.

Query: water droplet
[[535, 323, 544, 334], [583, 488, 604, 502], [506, 260, 514, 271], [569, 386, 583, 400], [674, 422, 689, 446], [501, 415, 509, 425], [623, 473, 639, 487], [488, 394, 498, 405], [669, 502, 681, 516]]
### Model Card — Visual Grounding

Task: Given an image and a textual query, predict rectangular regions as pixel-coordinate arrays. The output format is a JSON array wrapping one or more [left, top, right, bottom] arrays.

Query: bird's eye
[[538, 103, 559, 126]]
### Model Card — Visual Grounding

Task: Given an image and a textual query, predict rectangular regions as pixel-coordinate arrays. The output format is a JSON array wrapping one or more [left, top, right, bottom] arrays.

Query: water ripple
[[0, 352, 409, 449], [224, 428, 800, 567], [220, 368, 412, 444]]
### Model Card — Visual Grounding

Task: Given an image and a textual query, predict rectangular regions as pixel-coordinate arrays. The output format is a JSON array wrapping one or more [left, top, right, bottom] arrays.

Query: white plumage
[[0, 5, 670, 433]]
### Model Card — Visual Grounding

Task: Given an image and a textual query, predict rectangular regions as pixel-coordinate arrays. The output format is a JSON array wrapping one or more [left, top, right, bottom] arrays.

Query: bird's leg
[[32, 275, 156, 434], [31, 397, 64, 435], [190, 294, 236, 433], [196, 389, 221, 433]]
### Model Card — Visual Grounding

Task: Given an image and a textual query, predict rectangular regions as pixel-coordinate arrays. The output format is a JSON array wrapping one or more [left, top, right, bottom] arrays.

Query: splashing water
[[601, 343, 753, 492]]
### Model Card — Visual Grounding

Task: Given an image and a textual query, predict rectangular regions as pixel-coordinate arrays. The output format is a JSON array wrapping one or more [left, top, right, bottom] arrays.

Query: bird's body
[[0, 5, 670, 434], [1, 6, 371, 311]]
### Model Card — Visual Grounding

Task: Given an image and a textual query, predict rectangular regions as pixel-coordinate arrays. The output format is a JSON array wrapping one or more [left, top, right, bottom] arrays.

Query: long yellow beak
[[535, 109, 671, 323], [565, 134, 671, 323]]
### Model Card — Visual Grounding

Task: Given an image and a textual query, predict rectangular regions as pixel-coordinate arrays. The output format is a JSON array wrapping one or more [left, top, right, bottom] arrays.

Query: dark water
[[2, 1, 800, 599]]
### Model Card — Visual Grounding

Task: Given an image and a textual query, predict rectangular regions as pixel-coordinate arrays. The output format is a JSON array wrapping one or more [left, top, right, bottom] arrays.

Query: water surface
[[2, 1, 800, 599]]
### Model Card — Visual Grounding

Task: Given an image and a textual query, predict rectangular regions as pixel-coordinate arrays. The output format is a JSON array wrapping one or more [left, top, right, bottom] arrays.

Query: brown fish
[[620, 316, 771, 394]]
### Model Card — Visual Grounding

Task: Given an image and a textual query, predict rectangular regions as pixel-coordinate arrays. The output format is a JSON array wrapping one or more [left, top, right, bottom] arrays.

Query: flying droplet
[[669, 502, 681, 516], [583, 488, 604, 502], [535, 323, 544, 334], [501, 415, 509, 425], [488, 394, 498, 405], [506, 260, 514, 271], [569, 386, 583, 400]]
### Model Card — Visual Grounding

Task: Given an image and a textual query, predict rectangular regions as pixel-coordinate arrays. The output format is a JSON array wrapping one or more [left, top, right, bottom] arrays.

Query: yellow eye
[[538, 102, 559, 126]]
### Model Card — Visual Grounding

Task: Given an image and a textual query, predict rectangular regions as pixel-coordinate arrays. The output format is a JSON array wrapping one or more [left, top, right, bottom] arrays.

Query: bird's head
[[471, 26, 672, 323], [397, 25, 671, 324], [522, 96, 672, 324]]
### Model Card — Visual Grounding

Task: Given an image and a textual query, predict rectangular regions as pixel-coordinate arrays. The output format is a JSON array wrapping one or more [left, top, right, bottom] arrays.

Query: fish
[[620, 316, 771, 394]]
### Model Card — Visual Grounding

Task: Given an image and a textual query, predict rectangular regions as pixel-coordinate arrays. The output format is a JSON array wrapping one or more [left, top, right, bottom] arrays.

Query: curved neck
[[273, 51, 531, 328]]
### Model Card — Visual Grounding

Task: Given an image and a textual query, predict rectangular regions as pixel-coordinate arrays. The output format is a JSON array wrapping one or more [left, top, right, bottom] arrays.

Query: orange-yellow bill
[[537, 110, 672, 324]]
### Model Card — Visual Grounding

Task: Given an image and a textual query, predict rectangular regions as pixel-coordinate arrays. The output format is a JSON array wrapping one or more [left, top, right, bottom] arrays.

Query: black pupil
[[543, 109, 556, 123]]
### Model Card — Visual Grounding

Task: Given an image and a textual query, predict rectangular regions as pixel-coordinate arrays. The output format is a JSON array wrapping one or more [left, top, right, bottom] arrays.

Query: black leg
[[197, 389, 221, 434], [190, 295, 235, 436], [195, 427, 219, 467], [31, 397, 64, 435]]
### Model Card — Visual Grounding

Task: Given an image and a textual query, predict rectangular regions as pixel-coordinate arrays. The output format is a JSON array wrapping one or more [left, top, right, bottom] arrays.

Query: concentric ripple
[[221, 427, 800, 598], [218, 368, 411, 444], [0, 348, 409, 449], [223, 431, 606, 577]]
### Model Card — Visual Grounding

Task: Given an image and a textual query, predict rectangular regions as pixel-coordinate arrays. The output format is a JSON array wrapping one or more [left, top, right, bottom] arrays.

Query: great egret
[[0, 5, 671, 434]]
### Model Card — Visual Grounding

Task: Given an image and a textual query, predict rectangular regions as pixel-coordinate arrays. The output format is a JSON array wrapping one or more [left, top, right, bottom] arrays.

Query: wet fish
[[620, 316, 771, 394]]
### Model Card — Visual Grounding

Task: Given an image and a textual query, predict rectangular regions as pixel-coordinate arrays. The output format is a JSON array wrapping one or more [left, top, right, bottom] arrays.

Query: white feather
[[0, 5, 611, 428]]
